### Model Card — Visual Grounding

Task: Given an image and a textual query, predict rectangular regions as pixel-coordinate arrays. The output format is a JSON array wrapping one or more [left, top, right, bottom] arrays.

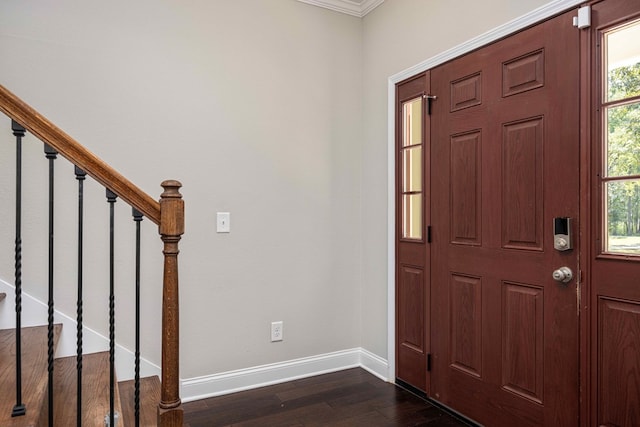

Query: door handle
[[552, 266, 573, 283]]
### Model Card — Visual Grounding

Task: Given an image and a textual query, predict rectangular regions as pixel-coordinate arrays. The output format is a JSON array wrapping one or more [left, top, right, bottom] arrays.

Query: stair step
[[118, 376, 161, 427], [0, 325, 62, 427], [52, 352, 124, 427]]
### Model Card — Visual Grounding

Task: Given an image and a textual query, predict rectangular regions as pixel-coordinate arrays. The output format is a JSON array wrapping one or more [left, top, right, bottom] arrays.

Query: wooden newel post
[[158, 180, 184, 426]]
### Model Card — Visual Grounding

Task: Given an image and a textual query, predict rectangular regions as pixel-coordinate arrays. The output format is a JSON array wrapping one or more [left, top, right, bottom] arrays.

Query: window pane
[[605, 179, 640, 255], [402, 193, 422, 240], [402, 146, 422, 192], [606, 20, 640, 102], [605, 102, 640, 177], [402, 97, 423, 147]]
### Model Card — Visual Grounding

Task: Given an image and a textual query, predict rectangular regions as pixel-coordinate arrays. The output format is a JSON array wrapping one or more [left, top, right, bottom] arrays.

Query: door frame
[[386, 0, 584, 393]]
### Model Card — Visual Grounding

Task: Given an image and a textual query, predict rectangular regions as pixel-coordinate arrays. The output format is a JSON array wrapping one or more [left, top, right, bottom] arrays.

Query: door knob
[[552, 266, 573, 283]]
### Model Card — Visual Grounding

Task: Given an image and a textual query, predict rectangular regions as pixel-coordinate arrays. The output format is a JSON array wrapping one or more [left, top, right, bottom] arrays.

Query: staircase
[[0, 325, 161, 426], [0, 84, 184, 426]]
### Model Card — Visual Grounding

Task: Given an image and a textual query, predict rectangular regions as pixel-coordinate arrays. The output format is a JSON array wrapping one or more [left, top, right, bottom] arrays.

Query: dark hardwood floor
[[183, 368, 472, 427]]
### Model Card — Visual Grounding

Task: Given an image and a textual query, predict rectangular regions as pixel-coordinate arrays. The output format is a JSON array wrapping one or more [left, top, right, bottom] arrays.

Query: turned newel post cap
[[160, 180, 184, 236]]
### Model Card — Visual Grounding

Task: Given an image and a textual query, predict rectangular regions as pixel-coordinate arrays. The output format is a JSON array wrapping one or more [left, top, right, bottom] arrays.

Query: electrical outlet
[[271, 321, 283, 342]]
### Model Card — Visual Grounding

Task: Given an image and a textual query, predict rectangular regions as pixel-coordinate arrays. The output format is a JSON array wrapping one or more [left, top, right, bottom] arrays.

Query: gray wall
[[0, 0, 363, 379], [1, 0, 558, 384]]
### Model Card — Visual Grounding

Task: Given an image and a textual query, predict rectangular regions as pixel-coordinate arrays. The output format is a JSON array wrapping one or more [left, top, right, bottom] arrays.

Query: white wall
[[0, 0, 363, 380], [0, 0, 572, 391]]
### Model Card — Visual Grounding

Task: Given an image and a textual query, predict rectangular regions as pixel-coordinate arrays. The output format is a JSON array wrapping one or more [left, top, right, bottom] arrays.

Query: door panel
[[431, 9, 579, 426], [589, 1, 640, 425], [396, 73, 430, 393]]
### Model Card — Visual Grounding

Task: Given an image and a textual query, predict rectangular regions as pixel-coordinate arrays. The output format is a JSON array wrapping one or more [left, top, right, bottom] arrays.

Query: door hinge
[[427, 225, 432, 243], [423, 94, 437, 115], [572, 5, 590, 29], [427, 353, 432, 372]]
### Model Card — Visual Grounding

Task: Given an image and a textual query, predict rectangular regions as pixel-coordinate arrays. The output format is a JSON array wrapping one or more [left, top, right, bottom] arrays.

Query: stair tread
[[0, 324, 62, 427], [118, 376, 161, 427], [52, 351, 124, 427]]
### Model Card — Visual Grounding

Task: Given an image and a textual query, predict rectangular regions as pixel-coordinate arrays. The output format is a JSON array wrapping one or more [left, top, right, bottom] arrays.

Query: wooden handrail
[[1, 84, 184, 426], [0, 84, 160, 224]]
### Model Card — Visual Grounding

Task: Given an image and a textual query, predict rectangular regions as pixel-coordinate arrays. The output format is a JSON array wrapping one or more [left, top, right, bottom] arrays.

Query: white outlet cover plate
[[271, 321, 283, 342]]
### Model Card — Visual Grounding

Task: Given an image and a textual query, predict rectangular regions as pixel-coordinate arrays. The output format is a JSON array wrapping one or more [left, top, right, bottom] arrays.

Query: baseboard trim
[[181, 347, 389, 402], [3, 278, 390, 399], [359, 347, 389, 381]]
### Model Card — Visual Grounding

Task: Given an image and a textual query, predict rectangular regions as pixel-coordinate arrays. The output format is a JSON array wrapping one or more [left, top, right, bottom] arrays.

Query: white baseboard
[[0, 278, 160, 381], [2, 278, 391, 399], [359, 347, 389, 381], [181, 347, 390, 403]]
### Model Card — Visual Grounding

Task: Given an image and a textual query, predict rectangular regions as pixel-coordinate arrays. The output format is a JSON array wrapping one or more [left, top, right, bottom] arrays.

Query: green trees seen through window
[[606, 62, 640, 253]]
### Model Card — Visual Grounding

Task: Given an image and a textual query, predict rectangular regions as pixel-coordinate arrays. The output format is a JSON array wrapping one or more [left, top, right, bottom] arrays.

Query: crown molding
[[297, 0, 385, 18]]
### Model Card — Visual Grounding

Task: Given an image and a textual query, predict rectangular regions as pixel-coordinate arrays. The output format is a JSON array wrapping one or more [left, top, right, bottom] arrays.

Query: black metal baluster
[[45, 144, 58, 427], [106, 189, 117, 427], [133, 208, 143, 427], [75, 166, 86, 427], [12, 120, 26, 418]]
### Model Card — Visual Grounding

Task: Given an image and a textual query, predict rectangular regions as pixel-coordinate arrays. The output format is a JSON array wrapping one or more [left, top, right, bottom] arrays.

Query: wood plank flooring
[[0, 325, 61, 427], [51, 352, 123, 426], [118, 375, 162, 426], [183, 368, 471, 427]]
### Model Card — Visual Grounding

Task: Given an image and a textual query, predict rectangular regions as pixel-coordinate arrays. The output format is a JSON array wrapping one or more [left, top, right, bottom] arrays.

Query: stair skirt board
[[181, 348, 389, 403], [0, 278, 160, 381]]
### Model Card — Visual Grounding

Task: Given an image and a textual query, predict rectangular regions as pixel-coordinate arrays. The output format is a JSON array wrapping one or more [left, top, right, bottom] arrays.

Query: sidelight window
[[602, 19, 640, 255], [400, 97, 424, 240]]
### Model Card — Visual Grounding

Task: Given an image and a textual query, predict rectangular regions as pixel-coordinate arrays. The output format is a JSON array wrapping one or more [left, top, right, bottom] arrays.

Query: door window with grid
[[602, 19, 640, 255]]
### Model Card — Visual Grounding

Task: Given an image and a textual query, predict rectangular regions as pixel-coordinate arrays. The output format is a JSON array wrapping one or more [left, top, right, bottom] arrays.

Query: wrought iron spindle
[[45, 144, 58, 427], [75, 166, 86, 427], [12, 120, 26, 418], [133, 208, 143, 427], [106, 189, 117, 427]]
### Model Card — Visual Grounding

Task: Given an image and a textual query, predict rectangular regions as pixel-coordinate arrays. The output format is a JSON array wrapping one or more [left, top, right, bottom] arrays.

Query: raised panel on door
[[431, 8, 579, 426], [598, 298, 640, 425], [501, 282, 544, 404], [450, 131, 482, 246], [502, 117, 544, 251], [397, 265, 426, 389], [449, 273, 482, 378]]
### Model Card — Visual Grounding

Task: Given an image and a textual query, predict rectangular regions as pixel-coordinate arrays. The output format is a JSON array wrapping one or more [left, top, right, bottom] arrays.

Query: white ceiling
[[296, 0, 385, 18]]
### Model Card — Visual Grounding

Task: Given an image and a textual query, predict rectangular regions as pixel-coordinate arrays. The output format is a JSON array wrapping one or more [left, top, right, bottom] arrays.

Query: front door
[[430, 9, 580, 426]]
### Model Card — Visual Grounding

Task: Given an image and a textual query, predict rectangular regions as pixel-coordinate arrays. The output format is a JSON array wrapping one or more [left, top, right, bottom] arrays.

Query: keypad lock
[[554, 217, 572, 251]]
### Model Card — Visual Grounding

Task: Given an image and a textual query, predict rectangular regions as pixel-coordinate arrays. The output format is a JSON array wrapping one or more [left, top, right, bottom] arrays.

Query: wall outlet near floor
[[271, 321, 283, 342]]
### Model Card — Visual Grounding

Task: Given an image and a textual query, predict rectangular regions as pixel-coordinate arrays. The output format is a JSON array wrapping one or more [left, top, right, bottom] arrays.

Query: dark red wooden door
[[395, 73, 431, 393], [588, 1, 640, 425], [430, 10, 580, 426]]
